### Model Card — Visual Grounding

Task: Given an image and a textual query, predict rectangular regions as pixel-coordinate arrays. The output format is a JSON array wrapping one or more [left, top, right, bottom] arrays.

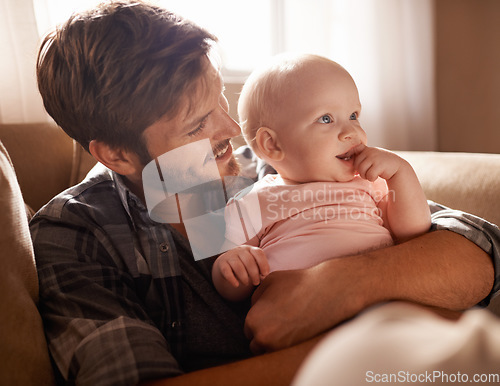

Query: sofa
[[1, 122, 499, 384]]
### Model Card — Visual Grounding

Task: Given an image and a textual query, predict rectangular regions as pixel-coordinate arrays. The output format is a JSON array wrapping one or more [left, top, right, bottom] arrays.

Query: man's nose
[[213, 109, 241, 140]]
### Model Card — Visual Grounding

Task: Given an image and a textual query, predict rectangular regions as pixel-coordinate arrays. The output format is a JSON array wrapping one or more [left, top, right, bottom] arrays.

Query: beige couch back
[[398, 151, 500, 227], [0, 123, 96, 213]]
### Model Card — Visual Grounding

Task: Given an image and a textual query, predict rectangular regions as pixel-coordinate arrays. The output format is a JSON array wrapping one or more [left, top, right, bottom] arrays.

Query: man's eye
[[188, 116, 208, 137], [350, 112, 358, 120], [317, 115, 332, 124], [187, 126, 203, 137]]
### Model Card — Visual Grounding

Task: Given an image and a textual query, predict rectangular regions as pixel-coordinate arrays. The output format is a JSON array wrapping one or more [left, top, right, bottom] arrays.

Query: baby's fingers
[[249, 247, 270, 279], [221, 259, 249, 287], [353, 148, 368, 172], [359, 162, 382, 181], [237, 248, 265, 286], [354, 147, 382, 181], [354, 157, 373, 180]]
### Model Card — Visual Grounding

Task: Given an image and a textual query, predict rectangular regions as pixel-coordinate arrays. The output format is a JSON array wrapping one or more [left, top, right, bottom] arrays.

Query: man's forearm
[[244, 230, 494, 353], [141, 335, 322, 386], [367, 230, 493, 309]]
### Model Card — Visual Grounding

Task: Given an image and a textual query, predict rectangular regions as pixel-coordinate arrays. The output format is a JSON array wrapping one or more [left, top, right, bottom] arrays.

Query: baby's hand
[[353, 145, 407, 182], [215, 246, 269, 288]]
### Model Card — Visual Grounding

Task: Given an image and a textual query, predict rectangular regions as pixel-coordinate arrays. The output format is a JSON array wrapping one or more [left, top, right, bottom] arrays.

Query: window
[[160, 0, 274, 80], [33, 0, 337, 81], [162, 0, 343, 80]]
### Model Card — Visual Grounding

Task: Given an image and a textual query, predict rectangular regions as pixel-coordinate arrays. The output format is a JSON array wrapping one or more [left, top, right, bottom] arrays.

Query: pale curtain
[[0, 0, 49, 123], [0, 0, 437, 151], [282, 0, 437, 151]]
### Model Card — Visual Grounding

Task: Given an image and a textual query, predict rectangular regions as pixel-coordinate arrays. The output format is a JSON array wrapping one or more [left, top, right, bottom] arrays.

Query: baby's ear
[[255, 127, 284, 161]]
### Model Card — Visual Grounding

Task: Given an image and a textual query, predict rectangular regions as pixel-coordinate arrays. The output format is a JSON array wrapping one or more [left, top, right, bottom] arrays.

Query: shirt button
[[171, 321, 180, 328], [159, 243, 169, 252]]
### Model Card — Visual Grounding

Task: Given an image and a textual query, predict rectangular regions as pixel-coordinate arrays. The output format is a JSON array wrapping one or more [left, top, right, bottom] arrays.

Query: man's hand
[[244, 255, 373, 354]]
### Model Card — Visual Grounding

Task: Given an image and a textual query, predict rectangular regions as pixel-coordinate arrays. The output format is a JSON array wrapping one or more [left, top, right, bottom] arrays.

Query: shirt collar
[[111, 169, 148, 223]]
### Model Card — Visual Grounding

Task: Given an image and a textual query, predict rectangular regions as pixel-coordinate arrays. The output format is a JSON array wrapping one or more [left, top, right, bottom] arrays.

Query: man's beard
[[219, 154, 241, 177]]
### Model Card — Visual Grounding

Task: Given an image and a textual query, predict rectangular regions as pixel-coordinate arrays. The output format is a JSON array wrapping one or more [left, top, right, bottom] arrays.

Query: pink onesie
[[224, 174, 393, 272]]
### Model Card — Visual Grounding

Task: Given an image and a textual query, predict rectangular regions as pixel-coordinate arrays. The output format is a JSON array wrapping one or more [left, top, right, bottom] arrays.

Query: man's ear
[[88, 140, 141, 176], [255, 127, 285, 161]]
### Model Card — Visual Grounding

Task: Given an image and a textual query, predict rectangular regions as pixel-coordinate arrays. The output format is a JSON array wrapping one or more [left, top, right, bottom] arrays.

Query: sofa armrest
[[0, 141, 54, 385]]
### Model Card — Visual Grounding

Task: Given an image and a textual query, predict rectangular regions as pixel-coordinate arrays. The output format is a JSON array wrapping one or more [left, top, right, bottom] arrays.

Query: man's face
[[142, 58, 241, 179]]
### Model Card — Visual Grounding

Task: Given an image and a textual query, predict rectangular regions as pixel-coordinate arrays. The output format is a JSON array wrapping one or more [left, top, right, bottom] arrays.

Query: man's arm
[[142, 335, 322, 386], [244, 230, 494, 353], [143, 228, 493, 385]]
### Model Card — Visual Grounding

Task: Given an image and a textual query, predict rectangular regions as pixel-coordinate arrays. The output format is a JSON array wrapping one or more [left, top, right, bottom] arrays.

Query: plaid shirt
[[31, 148, 500, 385], [430, 202, 500, 305], [31, 163, 251, 385]]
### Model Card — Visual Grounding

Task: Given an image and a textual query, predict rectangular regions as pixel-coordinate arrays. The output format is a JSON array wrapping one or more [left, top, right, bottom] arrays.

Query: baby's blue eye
[[317, 115, 332, 124], [350, 112, 358, 120]]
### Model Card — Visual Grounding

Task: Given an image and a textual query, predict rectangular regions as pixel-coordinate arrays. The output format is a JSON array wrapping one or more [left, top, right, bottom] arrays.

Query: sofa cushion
[[0, 141, 54, 384]]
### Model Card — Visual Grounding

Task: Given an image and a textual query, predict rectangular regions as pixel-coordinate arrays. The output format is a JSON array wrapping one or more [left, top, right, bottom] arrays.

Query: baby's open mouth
[[336, 149, 355, 161], [336, 144, 364, 161]]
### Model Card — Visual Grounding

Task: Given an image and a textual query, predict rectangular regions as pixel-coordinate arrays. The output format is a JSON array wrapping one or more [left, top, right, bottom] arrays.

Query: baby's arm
[[212, 245, 270, 302], [354, 145, 431, 241]]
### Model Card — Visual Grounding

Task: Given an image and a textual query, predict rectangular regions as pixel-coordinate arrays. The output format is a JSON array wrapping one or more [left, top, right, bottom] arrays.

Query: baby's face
[[273, 60, 367, 184]]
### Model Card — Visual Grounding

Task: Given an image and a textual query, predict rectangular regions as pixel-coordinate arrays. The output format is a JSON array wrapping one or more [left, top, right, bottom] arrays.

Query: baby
[[212, 54, 431, 301]]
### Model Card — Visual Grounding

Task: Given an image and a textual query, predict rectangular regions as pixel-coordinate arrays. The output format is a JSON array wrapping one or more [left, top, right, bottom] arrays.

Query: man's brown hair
[[37, 0, 216, 164]]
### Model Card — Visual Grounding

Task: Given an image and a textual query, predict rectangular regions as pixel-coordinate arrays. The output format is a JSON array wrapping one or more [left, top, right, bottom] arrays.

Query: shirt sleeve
[[30, 214, 183, 385], [429, 200, 500, 306]]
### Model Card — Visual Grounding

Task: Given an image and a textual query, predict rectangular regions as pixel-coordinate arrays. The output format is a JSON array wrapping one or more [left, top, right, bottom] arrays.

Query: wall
[[225, 81, 245, 148], [435, 0, 500, 154]]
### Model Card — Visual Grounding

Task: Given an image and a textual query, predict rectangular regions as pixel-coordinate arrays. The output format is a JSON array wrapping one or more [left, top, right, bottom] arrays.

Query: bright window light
[[159, 0, 273, 77], [33, 0, 275, 79]]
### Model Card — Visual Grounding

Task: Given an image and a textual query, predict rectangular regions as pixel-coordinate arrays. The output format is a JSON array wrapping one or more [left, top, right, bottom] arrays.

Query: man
[[32, 1, 498, 384]]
